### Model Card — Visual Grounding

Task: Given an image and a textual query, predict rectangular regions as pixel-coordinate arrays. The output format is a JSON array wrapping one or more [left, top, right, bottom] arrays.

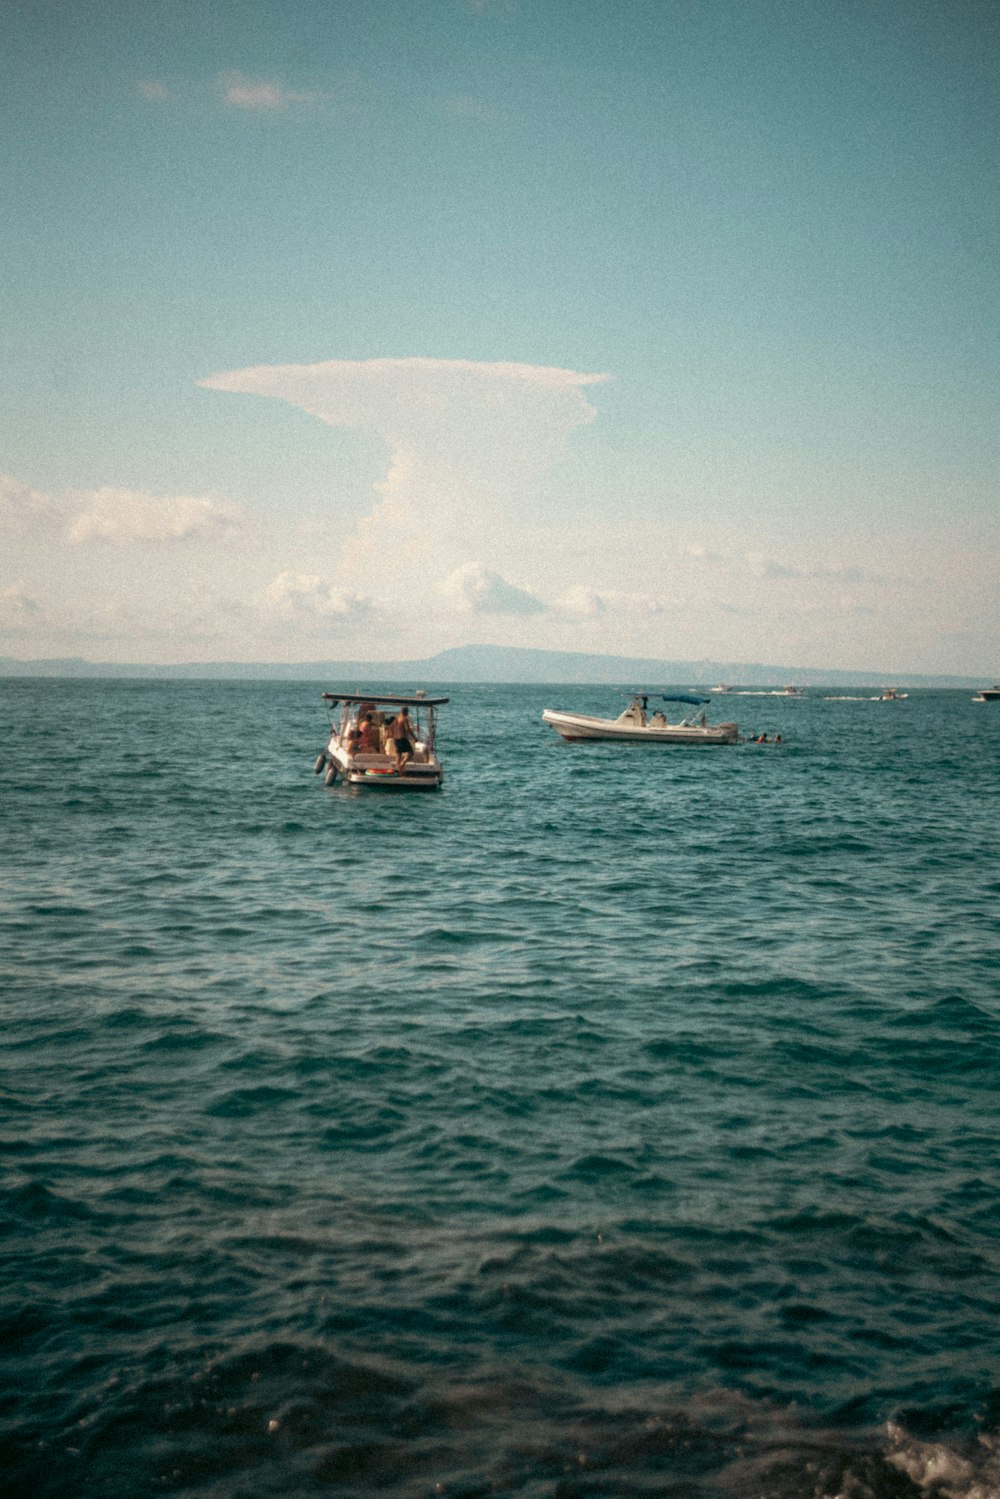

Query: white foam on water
[[886, 1423, 1000, 1499]]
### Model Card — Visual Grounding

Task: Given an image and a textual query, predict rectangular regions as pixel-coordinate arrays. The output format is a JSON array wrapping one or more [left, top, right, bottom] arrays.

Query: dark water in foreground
[[2, 679, 999, 1498]]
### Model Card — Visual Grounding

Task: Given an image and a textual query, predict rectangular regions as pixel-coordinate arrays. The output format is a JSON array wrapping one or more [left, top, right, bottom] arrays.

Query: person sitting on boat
[[364, 704, 386, 731], [357, 714, 379, 753], [345, 724, 363, 755], [389, 707, 417, 775]]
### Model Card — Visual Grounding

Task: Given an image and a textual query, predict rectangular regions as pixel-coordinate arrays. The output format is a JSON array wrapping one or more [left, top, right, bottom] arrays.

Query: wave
[[3, 1341, 999, 1498]]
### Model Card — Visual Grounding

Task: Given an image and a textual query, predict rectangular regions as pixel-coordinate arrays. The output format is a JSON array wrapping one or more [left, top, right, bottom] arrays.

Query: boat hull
[[326, 740, 444, 789], [344, 770, 442, 789], [542, 710, 738, 745]]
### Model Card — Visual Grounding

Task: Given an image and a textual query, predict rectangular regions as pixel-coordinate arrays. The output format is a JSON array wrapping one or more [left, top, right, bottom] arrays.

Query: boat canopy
[[321, 691, 450, 706], [662, 694, 709, 706]]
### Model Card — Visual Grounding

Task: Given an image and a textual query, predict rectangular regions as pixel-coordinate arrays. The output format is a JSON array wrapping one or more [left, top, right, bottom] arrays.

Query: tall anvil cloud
[[200, 357, 610, 593]]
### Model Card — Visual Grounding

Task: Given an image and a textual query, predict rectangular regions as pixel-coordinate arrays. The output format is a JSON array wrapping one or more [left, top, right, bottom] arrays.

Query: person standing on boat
[[389, 707, 417, 775]]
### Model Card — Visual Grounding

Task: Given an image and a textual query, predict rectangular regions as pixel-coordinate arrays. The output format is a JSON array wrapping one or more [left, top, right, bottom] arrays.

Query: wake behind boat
[[542, 694, 739, 745], [315, 691, 448, 789]]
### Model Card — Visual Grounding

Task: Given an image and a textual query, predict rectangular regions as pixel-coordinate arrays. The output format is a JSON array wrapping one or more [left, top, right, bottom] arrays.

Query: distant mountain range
[[0, 644, 985, 687]]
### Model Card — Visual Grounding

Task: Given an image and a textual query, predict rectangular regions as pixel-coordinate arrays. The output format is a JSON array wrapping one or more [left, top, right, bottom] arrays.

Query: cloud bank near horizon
[[440, 562, 547, 615], [0, 474, 246, 546]]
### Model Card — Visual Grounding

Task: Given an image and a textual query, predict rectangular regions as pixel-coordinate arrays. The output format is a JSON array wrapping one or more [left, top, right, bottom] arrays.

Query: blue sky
[[2, 0, 997, 671]]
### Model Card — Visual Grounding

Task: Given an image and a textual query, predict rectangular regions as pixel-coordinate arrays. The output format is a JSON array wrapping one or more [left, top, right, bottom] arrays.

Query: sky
[[2, 0, 997, 673]]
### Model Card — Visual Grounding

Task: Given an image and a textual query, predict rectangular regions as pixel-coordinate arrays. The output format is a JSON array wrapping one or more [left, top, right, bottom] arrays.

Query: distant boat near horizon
[[707, 683, 806, 697], [972, 685, 1000, 702], [824, 690, 909, 701], [707, 684, 806, 698]]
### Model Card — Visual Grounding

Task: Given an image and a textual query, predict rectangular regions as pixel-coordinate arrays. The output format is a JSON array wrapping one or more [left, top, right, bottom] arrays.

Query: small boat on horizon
[[708, 684, 804, 697], [876, 688, 909, 700], [972, 685, 1000, 702], [315, 691, 448, 790], [542, 694, 739, 746]]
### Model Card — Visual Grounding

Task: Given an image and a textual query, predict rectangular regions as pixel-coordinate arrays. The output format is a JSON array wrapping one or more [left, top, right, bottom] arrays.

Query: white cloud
[[554, 585, 665, 618], [200, 357, 609, 599], [67, 488, 245, 545], [557, 585, 608, 616], [440, 562, 546, 615], [219, 72, 322, 111], [0, 585, 42, 630], [747, 553, 875, 584], [200, 357, 607, 449], [2, 474, 246, 547], [262, 570, 370, 621], [0, 473, 65, 533]]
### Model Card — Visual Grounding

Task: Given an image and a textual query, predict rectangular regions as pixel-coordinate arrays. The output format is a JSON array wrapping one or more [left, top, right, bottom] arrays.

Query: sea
[[2, 678, 998, 1499]]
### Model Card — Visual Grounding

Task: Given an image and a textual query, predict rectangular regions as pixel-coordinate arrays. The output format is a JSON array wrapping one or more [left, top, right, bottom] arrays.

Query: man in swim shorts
[[389, 707, 417, 774]]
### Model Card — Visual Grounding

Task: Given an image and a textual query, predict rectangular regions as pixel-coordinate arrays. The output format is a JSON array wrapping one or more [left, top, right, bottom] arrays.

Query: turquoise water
[[2, 679, 999, 1498]]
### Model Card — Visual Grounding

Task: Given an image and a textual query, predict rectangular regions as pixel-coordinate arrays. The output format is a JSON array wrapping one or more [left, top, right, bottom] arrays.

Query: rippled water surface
[[2, 679, 999, 1497]]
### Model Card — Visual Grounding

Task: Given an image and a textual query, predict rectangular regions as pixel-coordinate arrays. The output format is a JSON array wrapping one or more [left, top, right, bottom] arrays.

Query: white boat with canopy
[[542, 694, 739, 746], [315, 691, 448, 790]]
